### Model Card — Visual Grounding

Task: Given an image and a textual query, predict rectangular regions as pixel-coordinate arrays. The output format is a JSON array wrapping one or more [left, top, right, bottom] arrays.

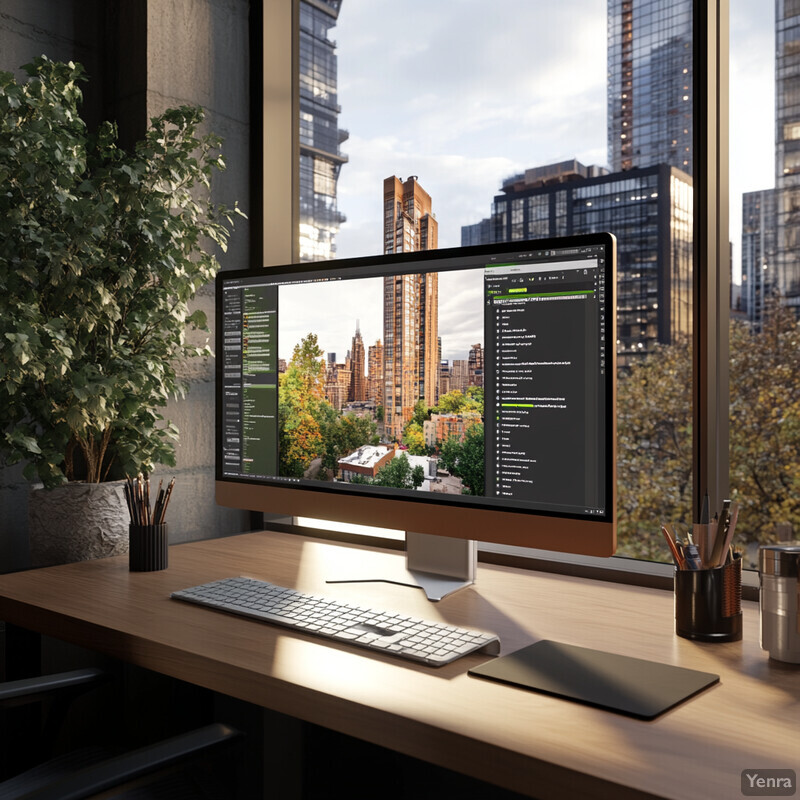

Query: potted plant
[[0, 57, 243, 565]]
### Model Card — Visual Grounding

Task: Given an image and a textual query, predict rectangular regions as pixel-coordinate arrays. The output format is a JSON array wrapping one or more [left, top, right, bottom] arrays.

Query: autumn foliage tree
[[616, 337, 693, 558], [729, 302, 800, 543], [278, 333, 327, 477], [616, 302, 800, 560]]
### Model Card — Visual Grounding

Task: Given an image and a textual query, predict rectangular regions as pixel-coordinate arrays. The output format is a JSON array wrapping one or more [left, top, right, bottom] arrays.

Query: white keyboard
[[172, 576, 500, 667]]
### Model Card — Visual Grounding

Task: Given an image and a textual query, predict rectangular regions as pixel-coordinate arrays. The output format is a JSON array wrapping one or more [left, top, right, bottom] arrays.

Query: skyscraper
[[348, 322, 366, 402], [607, 0, 693, 173], [467, 160, 693, 364], [367, 341, 383, 405], [383, 176, 438, 254], [742, 1, 800, 326], [468, 344, 484, 389], [775, 0, 800, 313], [741, 189, 777, 327], [299, 0, 348, 261], [382, 176, 439, 440]]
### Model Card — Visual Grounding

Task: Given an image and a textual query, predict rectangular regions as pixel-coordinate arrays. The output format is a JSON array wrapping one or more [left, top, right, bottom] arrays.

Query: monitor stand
[[326, 532, 476, 602]]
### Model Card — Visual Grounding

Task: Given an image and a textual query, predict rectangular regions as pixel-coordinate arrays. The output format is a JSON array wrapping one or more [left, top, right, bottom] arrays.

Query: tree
[[434, 388, 483, 416], [373, 453, 416, 490], [438, 423, 485, 495], [402, 421, 427, 456], [278, 333, 331, 476], [616, 337, 692, 559], [279, 409, 324, 478], [616, 302, 800, 558], [320, 412, 378, 478], [465, 385, 485, 410], [729, 302, 800, 543], [290, 333, 326, 400], [436, 390, 466, 415], [410, 399, 430, 428]]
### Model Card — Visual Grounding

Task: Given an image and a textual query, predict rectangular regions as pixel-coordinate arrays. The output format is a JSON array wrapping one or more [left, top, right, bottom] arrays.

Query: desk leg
[[1, 624, 43, 780], [3, 623, 41, 680], [215, 695, 304, 800]]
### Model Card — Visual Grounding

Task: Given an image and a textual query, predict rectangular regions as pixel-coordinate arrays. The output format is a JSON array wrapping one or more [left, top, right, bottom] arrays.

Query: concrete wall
[[144, 0, 252, 543], [0, 0, 253, 570]]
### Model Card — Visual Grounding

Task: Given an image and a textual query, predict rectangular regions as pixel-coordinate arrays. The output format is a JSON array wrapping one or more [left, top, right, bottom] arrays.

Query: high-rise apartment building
[[468, 160, 693, 363], [325, 361, 351, 411], [348, 322, 366, 402], [383, 176, 438, 254], [299, 0, 348, 261], [438, 361, 451, 398], [382, 176, 439, 440], [468, 344, 484, 389], [450, 360, 469, 394], [366, 341, 383, 406], [607, 0, 693, 174]]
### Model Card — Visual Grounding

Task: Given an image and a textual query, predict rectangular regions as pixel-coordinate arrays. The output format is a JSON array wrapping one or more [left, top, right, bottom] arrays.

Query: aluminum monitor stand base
[[326, 532, 477, 602]]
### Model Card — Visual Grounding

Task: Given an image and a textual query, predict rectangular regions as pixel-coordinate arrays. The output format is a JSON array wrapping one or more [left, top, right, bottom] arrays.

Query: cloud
[[332, 0, 775, 288], [333, 0, 608, 259]]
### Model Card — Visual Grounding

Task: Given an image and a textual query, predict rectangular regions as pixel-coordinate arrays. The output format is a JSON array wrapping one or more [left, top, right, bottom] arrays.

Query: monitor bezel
[[215, 233, 617, 557]]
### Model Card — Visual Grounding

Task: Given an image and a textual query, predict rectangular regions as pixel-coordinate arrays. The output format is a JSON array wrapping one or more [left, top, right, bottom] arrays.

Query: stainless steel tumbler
[[759, 543, 800, 663]]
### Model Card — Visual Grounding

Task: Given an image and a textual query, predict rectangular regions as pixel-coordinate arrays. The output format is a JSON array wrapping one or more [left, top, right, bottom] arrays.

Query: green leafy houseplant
[[0, 57, 243, 489]]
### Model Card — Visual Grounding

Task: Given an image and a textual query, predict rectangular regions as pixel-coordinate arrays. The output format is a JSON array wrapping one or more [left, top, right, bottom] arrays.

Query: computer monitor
[[216, 233, 616, 600]]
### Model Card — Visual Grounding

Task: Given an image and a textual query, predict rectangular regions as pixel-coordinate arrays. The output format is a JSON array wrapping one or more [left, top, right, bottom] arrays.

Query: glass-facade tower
[[775, 0, 800, 310], [480, 162, 693, 364], [742, 189, 778, 327], [299, 0, 347, 261], [608, 0, 693, 174]]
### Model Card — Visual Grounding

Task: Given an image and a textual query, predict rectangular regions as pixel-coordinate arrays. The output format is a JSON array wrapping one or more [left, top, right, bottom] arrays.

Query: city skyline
[[332, 0, 774, 285], [277, 268, 484, 371]]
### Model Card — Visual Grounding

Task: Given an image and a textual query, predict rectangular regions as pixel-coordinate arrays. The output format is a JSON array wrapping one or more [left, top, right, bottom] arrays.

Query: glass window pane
[[297, 0, 697, 562], [731, 0, 800, 567]]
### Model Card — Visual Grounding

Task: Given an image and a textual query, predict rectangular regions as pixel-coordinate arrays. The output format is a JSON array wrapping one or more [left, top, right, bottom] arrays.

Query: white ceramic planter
[[28, 480, 129, 567]]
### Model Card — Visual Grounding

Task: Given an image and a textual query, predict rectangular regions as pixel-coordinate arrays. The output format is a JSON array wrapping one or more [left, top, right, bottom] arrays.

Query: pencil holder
[[129, 523, 168, 572], [674, 557, 742, 642]]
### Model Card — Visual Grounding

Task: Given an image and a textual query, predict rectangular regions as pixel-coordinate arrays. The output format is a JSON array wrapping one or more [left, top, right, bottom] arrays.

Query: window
[[275, 1, 758, 570], [733, 0, 800, 565]]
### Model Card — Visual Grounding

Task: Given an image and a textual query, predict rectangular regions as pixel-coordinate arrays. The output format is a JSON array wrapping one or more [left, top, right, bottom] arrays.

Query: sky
[[279, 268, 485, 365], [331, 0, 776, 284]]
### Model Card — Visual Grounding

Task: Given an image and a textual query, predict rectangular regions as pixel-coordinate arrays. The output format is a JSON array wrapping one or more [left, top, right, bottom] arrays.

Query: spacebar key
[[245, 608, 298, 626]]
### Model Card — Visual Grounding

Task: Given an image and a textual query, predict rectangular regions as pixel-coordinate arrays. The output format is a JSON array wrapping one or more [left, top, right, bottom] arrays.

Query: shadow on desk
[[303, 723, 535, 800]]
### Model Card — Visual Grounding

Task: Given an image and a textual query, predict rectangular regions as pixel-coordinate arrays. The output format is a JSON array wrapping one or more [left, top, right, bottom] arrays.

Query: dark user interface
[[484, 252, 607, 515], [221, 283, 279, 478]]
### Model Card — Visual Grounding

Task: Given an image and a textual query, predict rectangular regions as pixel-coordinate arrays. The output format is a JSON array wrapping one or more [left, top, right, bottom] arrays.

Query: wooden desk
[[0, 530, 797, 800]]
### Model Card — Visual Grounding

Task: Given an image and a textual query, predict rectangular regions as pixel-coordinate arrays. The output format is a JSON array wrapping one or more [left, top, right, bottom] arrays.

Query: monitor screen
[[216, 233, 616, 558]]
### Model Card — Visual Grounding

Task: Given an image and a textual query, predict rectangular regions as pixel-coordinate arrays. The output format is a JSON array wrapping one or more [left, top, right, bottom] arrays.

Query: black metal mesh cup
[[675, 557, 742, 642], [129, 523, 168, 572]]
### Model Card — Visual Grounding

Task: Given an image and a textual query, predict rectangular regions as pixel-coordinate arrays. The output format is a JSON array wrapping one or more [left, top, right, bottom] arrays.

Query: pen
[[662, 525, 685, 569], [716, 502, 739, 566], [693, 523, 707, 566], [683, 543, 702, 570]]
